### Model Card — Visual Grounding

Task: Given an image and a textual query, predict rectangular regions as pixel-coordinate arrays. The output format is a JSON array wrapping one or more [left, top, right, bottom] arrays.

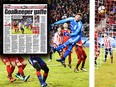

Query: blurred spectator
[[49, 0, 89, 37]]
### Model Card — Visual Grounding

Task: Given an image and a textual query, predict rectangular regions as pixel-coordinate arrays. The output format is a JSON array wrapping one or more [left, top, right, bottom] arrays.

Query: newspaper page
[[3, 4, 47, 54]]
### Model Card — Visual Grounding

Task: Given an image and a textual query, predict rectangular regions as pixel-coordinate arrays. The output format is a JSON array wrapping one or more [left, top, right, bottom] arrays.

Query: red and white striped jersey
[[103, 37, 112, 49], [53, 32, 62, 46]]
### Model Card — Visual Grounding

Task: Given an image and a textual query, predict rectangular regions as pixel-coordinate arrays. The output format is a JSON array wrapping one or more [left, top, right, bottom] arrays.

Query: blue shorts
[[28, 56, 46, 67]]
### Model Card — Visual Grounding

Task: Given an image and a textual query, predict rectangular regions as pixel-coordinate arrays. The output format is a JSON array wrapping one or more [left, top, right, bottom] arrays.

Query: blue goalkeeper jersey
[[54, 17, 82, 37]]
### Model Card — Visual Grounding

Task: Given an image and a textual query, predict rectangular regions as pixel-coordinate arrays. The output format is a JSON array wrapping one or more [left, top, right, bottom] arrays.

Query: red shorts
[[17, 56, 24, 63], [1, 56, 9, 65], [14, 26, 18, 29], [75, 46, 87, 60]]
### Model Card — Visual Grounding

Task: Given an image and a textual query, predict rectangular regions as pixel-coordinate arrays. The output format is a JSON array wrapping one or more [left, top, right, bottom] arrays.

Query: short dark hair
[[76, 13, 83, 17]]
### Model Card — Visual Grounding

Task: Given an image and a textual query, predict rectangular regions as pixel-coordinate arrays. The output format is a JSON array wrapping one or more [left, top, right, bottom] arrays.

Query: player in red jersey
[[103, 33, 113, 63], [94, 26, 100, 65], [1, 55, 16, 83], [8, 55, 30, 81], [15, 55, 29, 79], [61, 23, 72, 68], [74, 40, 87, 72], [13, 21, 19, 33]]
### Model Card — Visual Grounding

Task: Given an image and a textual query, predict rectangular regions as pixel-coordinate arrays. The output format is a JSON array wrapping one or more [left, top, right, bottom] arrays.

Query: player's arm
[[76, 43, 83, 47], [53, 17, 74, 25], [83, 37, 89, 45], [70, 21, 82, 37], [53, 33, 58, 48]]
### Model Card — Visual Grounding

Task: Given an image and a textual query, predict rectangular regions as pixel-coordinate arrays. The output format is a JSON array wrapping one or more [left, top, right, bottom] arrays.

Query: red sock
[[10, 66, 15, 74], [22, 64, 26, 70], [43, 73, 48, 77], [6, 65, 11, 77], [68, 54, 71, 64], [78, 59, 82, 64], [36, 71, 41, 76], [18, 66, 24, 77]]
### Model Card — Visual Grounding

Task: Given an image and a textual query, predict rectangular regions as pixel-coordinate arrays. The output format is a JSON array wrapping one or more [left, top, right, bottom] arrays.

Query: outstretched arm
[[54, 17, 74, 25], [70, 21, 82, 37]]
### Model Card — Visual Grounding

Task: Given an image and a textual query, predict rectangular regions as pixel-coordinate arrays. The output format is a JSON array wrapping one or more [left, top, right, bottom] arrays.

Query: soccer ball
[[98, 6, 106, 14]]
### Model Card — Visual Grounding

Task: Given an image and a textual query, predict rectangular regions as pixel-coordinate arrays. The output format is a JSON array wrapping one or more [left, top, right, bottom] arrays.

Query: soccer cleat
[[81, 68, 87, 72], [7, 76, 16, 83], [68, 64, 72, 68], [61, 62, 66, 68], [15, 74, 23, 80], [23, 75, 30, 82], [10, 78, 16, 83], [74, 68, 79, 73], [104, 58, 107, 62], [41, 83, 47, 87], [56, 58, 64, 63]]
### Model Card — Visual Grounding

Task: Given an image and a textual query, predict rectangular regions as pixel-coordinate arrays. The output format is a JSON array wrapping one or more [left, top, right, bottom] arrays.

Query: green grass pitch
[[95, 48, 116, 87], [0, 48, 89, 87], [11, 25, 32, 34]]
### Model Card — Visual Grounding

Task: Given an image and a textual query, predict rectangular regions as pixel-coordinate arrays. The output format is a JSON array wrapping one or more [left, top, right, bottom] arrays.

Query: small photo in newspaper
[[3, 4, 48, 54], [11, 15, 35, 34]]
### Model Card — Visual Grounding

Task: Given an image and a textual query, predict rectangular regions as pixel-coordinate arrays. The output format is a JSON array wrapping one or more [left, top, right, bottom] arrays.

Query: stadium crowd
[[49, 0, 89, 37]]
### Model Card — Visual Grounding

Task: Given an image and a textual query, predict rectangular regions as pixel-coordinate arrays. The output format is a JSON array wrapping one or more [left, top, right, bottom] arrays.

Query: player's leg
[[37, 57, 49, 86], [63, 47, 72, 68], [95, 48, 100, 65], [80, 49, 87, 72], [10, 65, 15, 78], [55, 37, 75, 52], [74, 46, 82, 72], [109, 48, 113, 63], [74, 52, 82, 72], [6, 62, 16, 82], [16, 56, 27, 78], [68, 53, 72, 68], [30, 24, 33, 29], [41, 65, 49, 83], [15, 59, 30, 81], [48, 50, 53, 62], [56, 44, 74, 64], [21, 27, 24, 34], [1, 57, 16, 82], [28, 58, 47, 87], [49, 51, 52, 60], [104, 49, 108, 62]]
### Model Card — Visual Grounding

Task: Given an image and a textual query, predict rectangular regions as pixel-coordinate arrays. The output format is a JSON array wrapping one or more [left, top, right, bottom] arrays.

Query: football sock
[[22, 64, 26, 70], [43, 73, 48, 82], [36, 71, 44, 84], [68, 54, 71, 64], [105, 54, 107, 59], [50, 52, 52, 59], [6, 65, 11, 77], [76, 59, 82, 69], [10, 66, 15, 74], [63, 50, 71, 59], [81, 60, 85, 69], [18, 66, 24, 77]]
